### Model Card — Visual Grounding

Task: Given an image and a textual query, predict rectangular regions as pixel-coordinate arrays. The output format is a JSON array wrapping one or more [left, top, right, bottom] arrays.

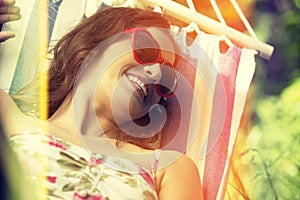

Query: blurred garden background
[[226, 0, 300, 199]]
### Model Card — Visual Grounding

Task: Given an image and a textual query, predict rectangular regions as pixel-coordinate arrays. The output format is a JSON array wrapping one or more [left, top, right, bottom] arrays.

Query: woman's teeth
[[127, 75, 148, 97]]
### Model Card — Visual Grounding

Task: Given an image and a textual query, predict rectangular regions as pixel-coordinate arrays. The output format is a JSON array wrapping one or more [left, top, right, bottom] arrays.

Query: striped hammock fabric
[[0, 1, 256, 199]]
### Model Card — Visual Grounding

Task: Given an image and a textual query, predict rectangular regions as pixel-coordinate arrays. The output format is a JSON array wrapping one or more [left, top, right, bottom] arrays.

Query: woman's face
[[94, 29, 176, 126]]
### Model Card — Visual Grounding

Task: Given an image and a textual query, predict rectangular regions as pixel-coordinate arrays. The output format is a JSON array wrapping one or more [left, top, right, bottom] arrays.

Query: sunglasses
[[124, 28, 178, 98]]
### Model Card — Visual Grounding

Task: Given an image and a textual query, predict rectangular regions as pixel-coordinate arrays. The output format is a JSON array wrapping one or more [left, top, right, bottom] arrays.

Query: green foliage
[[244, 0, 300, 198], [246, 79, 300, 199], [254, 0, 300, 95]]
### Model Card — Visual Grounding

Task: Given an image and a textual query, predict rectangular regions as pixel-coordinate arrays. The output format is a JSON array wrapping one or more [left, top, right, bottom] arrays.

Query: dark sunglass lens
[[135, 30, 160, 63], [158, 85, 173, 96]]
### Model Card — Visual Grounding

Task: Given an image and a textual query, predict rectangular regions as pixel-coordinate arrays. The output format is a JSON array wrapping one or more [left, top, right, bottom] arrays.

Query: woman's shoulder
[[156, 150, 199, 182], [156, 150, 203, 200], [158, 150, 197, 171]]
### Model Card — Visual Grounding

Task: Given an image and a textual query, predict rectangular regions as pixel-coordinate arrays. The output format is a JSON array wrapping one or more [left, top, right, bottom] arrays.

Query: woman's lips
[[126, 74, 149, 100]]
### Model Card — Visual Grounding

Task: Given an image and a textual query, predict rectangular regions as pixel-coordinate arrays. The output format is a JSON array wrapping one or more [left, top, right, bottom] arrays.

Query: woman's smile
[[126, 74, 149, 100]]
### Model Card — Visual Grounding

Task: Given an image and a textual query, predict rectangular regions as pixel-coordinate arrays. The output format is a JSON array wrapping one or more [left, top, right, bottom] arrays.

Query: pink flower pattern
[[9, 132, 159, 200], [47, 176, 57, 183], [89, 156, 104, 166], [138, 167, 156, 190], [48, 140, 68, 151]]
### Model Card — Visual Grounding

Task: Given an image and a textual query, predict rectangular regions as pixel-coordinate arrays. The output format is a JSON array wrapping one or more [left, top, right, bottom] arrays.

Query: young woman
[[0, 6, 203, 199]]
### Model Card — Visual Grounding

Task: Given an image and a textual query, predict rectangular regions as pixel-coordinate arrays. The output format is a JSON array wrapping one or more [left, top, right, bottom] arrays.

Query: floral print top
[[9, 131, 160, 200]]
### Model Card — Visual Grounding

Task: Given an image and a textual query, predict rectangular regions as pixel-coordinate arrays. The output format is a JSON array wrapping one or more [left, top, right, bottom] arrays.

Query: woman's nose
[[143, 63, 162, 84]]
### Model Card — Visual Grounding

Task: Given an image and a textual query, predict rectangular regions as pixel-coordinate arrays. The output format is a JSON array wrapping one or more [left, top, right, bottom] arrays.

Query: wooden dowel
[[138, 0, 274, 60]]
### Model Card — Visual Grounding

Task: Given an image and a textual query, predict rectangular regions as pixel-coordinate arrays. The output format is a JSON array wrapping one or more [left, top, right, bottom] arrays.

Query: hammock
[[0, 0, 273, 199]]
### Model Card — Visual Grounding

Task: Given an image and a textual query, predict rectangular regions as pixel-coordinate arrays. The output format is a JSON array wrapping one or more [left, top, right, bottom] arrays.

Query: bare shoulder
[[0, 89, 37, 136], [156, 151, 204, 200]]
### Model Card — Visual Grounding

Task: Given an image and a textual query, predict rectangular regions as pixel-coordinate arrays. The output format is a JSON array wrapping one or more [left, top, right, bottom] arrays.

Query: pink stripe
[[203, 47, 241, 200]]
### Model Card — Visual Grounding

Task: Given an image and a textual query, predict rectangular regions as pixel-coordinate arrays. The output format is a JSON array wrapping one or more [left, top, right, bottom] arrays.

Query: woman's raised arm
[[0, 89, 36, 136]]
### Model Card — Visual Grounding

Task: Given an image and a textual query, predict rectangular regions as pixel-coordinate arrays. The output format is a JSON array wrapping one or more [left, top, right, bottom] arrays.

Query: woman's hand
[[0, 0, 21, 42]]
